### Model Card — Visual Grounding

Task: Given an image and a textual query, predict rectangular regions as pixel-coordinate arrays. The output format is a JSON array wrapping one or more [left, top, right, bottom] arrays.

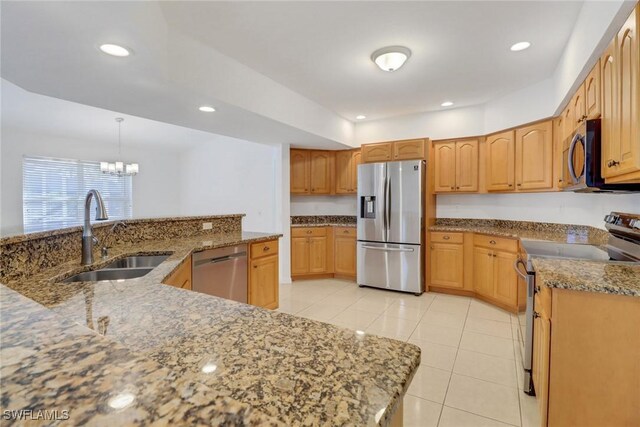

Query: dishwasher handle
[[194, 251, 247, 267]]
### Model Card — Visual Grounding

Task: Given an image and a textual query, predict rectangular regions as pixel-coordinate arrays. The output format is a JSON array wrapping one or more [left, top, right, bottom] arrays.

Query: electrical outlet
[[202, 222, 213, 230]]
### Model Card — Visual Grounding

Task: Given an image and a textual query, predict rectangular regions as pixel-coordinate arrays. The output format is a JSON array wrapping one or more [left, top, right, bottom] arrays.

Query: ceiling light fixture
[[441, 101, 454, 107], [356, 115, 366, 120], [371, 46, 412, 72], [510, 41, 531, 52], [101, 118, 139, 176], [99, 44, 130, 57], [199, 106, 216, 112]]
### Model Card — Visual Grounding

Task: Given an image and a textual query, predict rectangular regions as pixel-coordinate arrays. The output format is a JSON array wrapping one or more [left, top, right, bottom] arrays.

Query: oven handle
[[513, 257, 529, 281], [567, 132, 583, 183]]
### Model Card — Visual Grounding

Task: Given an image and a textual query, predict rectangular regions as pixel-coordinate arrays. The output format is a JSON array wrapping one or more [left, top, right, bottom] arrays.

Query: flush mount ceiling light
[[101, 118, 139, 176], [441, 101, 454, 107], [510, 41, 531, 52], [99, 44, 130, 57], [199, 106, 216, 112], [356, 115, 366, 120], [371, 46, 412, 72]]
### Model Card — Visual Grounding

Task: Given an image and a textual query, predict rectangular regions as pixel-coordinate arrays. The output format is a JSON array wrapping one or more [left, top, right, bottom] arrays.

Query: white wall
[[291, 195, 357, 216], [0, 127, 182, 236], [437, 193, 640, 229]]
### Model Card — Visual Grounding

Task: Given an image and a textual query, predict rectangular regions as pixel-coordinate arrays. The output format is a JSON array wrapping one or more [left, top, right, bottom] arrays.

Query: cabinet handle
[[306, 230, 312, 234], [343, 230, 349, 234], [533, 311, 541, 318], [517, 183, 522, 186], [607, 160, 620, 168], [508, 184, 513, 187], [535, 285, 541, 293], [450, 186, 455, 190], [493, 254, 497, 257], [443, 236, 450, 240], [489, 240, 496, 245], [263, 246, 270, 252]]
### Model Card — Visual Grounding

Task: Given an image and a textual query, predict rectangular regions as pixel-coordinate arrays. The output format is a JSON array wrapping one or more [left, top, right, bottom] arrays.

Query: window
[[23, 156, 133, 233]]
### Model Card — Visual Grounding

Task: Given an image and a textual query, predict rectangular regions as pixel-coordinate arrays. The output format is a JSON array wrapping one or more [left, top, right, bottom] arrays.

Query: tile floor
[[278, 279, 540, 427]]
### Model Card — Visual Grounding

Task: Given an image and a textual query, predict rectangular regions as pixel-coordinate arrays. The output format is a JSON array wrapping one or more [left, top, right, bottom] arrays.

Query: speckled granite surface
[[2, 228, 419, 426], [0, 285, 279, 426], [532, 258, 640, 297], [431, 218, 609, 245], [291, 215, 356, 227]]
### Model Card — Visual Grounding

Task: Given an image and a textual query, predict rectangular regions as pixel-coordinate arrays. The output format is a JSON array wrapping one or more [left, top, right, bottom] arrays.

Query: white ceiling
[[1, 1, 584, 146]]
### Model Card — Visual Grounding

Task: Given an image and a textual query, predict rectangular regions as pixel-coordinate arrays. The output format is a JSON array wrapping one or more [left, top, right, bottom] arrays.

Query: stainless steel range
[[514, 212, 640, 395]]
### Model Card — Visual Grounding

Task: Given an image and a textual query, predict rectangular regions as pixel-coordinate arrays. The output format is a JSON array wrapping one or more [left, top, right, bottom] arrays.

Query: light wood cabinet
[[393, 139, 425, 160], [602, 5, 640, 183], [290, 149, 310, 194], [335, 149, 360, 194], [585, 61, 601, 119], [430, 238, 464, 289], [434, 139, 479, 193], [472, 246, 494, 298], [492, 250, 518, 307], [291, 236, 310, 275], [334, 227, 356, 278], [310, 151, 333, 194], [291, 227, 333, 278], [249, 254, 279, 310], [362, 142, 392, 163], [309, 236, 328, 273], [472, 235, 519, 310], [163, 256, 192, 290], [486, 131, 515, 191], [532, 311, 551, 427], [515, 121, 554, 191], [571, 84, 587, 129]]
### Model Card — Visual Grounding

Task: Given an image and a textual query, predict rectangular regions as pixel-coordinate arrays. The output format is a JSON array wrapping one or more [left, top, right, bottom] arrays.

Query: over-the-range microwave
[[563, 119, 640, 192]]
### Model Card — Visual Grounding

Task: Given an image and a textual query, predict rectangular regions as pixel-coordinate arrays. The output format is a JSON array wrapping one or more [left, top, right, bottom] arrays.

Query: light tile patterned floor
[[278, 279, 541, 427]]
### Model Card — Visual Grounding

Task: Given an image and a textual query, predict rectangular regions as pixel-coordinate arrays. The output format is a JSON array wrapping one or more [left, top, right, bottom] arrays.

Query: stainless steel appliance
[[357, 160, 425, 294], [564, 119, 640, 192], [514, 212, 640, 395], [192, 244, 248, 303]]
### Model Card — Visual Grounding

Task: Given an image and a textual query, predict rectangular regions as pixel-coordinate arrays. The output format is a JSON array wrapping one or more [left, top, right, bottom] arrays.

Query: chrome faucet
[[82, 189, 108, 265]]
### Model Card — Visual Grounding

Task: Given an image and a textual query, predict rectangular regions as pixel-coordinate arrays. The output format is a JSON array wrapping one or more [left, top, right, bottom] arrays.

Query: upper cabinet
[[362, 139, 427, 163], [571, 84, 587, 129], [434, 139, 479, 193], [310, 151, 333, 194], [515, 121, 554, 191], [486, 131, 515, 191], [290, 149, 333, 195], [335, 149, 361, 194], [290, 149, 310, 194], [585, 61, 601, 120]]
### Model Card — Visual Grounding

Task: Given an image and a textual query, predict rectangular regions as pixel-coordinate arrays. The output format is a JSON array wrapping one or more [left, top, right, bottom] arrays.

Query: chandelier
[[101, 117, 139, 176]]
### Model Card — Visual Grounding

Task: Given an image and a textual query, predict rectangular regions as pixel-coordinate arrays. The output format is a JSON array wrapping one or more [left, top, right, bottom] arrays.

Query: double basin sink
[[63, 255, 170, 283]]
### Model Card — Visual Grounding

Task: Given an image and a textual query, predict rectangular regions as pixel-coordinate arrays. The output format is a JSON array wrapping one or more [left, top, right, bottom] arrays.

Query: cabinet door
[[334, 233, 356, 277], [434, 142, 457, 192], [456, 139, 479, 192], [430, 242, 464, 289], [532, 315, 551, 427], [310, 151, 333, 194], [163, 257, 192, 290], [554, 117, 567, 189], [561, 103, 574, 148], [393, 139, 425, 160], [335, 150, 353, 194], [308, 236, 328, 273], [585, 61, 601, 119], [291, 237, 310, 275], [486, 131, 515, 191], [290, 150, 310, 194], [571, 83, 587, 128], [473, 246, 494, 297], [351, 149, 362, 192], [249, 254, 279, 309], [515, 121, 553, 190], [601, 39, 618, 178], [362, 142, 392, 163], [615, 8, 640, 178], [492, 250, 518, 308]]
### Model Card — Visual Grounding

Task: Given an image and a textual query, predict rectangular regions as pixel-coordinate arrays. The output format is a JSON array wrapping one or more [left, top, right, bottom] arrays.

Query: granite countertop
[[429, 224, 607, 245], [532, 258, 640, 297], [2, 231, 420, 426], [290, 215, 357, 229], [291, 223, 356, 228]]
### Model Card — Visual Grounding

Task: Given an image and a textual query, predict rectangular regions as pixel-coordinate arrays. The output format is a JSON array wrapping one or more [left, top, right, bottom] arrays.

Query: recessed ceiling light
[[510, 41, 531, 52], [441, 101, 454, 107], [371, 46, 412, 72], [356, 115, 366, 120], [99, 44, 130, 57], [198, 106, 216, 112]]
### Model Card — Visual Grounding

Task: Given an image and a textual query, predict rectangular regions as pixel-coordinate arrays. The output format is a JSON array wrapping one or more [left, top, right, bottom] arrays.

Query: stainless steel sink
[[105, 255, 170, 269], [63, 268, 154, 283]]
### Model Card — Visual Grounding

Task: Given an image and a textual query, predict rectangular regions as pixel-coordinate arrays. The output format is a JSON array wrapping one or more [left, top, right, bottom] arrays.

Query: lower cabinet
[[430, 232, 464, 289], [162, 255, 192, 290], [334, 227, 356, 278], [532, 292, 551, 427], [291, 226, 356, 280], [248, 240, 279, 310]]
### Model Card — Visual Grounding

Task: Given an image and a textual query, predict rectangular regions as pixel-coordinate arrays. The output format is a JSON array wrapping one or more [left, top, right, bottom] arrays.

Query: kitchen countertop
[[429, 224, 607, 245], [2, 231, 420, 426], [291, 223, 356, 228]]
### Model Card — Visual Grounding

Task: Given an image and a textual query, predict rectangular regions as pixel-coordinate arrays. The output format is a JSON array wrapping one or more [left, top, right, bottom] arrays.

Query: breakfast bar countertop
[[2, 231, 420, 426]]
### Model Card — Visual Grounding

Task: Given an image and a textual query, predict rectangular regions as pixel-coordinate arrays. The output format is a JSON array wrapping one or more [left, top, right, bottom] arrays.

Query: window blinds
[[23, 156, 133, 233]]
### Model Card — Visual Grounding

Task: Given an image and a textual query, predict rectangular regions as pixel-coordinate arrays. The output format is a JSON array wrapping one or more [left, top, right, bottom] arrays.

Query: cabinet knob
[[533, 311, 541, 318], [450, 186, 455, 190], [489, 240, 496, 245], [517, 183, 522, 186], [343, 230, 349, 234], [443, 236, 450, 240], [306, 230, 312, 234], [263, 246, 270, 251], [456, 186, 460, 190], [607, 160, 620, 168], [508, 184, 513, 187]]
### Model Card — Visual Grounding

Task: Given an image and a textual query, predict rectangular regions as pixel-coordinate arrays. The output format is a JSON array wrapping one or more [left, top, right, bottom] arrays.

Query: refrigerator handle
[[386, 175, 391, 239], [382, 175, 388, 240]]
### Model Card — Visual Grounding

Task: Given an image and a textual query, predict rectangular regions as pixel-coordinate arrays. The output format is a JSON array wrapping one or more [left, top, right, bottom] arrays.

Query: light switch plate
[[202, 222, 213, 230]]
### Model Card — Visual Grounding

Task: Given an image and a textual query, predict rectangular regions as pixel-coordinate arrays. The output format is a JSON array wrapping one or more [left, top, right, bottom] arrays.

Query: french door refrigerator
[[357, 160, 425, 295]]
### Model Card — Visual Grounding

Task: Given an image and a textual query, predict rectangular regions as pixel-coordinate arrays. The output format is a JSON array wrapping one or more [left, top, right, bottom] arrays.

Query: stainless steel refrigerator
[[357, 160, 425, 295]]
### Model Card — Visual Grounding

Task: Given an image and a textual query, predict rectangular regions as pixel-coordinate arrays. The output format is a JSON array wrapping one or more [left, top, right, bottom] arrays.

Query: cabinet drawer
[[250, 239, 279, 259], [291, 227, 327, 237], [535, 284, 552, 319], [431, 231, 463, 244], [473, 234, 518, 252], [334, 226, 356, 237]]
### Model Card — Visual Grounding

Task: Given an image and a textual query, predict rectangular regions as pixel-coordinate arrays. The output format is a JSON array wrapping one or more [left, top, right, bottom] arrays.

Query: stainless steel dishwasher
[[192, 244, 248, 303]]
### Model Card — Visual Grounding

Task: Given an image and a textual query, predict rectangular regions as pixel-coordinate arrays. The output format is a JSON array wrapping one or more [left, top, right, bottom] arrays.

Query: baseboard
[[292, 273, 356, 282]]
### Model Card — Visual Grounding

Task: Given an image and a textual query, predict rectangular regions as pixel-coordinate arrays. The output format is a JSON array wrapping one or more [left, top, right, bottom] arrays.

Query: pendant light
[[101, 118, 139, 176]]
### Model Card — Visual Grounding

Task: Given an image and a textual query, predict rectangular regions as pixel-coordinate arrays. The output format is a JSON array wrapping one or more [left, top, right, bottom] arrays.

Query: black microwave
[[564, 119, 640, 192]]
